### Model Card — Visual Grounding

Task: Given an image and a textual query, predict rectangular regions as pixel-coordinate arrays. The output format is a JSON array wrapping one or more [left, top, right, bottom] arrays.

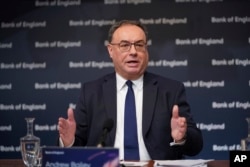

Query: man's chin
[[125, 70, 143, 79], [127, 69, 140, 74]]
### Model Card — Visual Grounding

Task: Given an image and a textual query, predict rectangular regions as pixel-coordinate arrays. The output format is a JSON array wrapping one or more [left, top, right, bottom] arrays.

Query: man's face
[[107, 24, 149, 80]]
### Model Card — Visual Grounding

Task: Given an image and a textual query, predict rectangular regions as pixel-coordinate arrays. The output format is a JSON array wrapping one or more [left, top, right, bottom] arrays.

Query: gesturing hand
[[58, 108, 76, 147], [171, 105, 187, 142]]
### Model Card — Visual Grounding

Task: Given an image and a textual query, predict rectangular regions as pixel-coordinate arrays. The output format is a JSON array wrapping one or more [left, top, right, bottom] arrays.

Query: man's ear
[[107, 45, 113, 58]]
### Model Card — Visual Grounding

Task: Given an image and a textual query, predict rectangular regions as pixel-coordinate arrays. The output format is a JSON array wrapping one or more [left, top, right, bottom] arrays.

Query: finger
[[59, 132, 66, 140], [58, 118, 67, 126], [58, 118, 68, 131], [172, 105, 179, 118], [178, 127, 187, 137], [67, 108, 75, 122], [178, 117, 186, 127], [58, 124, 65, 133]]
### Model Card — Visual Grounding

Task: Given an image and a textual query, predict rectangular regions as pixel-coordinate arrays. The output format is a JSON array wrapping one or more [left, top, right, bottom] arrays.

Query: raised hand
[[171, 105, 187, 142], [58, 108, 76, 147]]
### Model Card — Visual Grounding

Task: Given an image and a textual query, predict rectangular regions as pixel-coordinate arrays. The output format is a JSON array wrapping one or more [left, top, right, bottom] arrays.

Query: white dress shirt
[[114, 73, 151, 160]]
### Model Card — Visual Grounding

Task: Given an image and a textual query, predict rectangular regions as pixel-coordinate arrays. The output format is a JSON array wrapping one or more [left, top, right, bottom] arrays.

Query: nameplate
[[42, 147, 119, 167], [230, 151, 250, 167]]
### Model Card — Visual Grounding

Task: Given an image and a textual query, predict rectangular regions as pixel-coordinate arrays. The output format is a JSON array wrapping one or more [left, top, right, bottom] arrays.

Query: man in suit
[[58, 20, 203, 160]]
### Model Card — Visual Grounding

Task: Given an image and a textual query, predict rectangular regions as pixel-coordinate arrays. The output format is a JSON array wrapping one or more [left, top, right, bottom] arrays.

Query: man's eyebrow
[[119, 40, 145, 43]]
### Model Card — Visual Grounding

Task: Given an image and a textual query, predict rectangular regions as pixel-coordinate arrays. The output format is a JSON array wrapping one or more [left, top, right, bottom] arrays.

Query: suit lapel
[[102, 73, 117, 145], [142, 72, 158, 137]]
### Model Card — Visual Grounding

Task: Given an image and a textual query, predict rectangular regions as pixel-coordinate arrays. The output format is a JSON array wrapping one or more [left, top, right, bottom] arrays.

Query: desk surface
[[0, 159, 229, 167]]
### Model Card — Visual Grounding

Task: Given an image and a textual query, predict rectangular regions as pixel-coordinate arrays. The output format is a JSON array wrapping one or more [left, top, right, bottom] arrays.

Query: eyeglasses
[[109, 41, 147, 52]]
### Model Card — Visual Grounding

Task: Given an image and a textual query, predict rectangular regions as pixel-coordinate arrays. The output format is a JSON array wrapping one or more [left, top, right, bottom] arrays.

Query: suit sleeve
[[73, 83, 89, 146]]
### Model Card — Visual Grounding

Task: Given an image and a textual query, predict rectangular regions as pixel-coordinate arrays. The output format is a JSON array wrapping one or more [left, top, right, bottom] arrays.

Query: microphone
[[97, 118, 114, 147]]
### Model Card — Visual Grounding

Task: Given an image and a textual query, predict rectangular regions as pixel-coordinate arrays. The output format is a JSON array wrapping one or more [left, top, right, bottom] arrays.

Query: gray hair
[[107, 20, 148, 43]]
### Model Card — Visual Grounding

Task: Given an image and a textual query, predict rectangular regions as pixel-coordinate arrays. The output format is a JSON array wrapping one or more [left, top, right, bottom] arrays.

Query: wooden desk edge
[[0, 159, 230, 167]]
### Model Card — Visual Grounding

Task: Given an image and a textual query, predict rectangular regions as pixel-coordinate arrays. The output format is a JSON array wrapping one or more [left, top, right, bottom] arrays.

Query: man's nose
[[129, 44, 137, 53]]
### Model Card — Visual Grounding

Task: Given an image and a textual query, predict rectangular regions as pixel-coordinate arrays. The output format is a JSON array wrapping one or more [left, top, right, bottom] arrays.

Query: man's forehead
[[112, 25, 146, 41]]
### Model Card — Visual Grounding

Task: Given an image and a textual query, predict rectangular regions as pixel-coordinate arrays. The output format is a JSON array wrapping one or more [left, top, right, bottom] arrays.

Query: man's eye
[[135, 43, 144, 47]]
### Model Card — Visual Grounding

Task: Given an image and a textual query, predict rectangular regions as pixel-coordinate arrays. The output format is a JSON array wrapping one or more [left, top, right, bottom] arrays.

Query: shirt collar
[[116, 73, 143, 91]]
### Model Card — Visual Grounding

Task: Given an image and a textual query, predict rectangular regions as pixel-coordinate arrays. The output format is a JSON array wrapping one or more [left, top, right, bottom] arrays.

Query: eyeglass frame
[[109, 40, 147, 52]]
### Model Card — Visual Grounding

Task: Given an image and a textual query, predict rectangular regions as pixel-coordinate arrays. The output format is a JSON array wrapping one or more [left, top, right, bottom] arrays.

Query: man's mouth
[[126, 60, 139, 64]]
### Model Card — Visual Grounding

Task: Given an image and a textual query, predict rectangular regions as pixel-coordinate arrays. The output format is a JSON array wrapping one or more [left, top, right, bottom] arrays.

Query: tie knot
[[126, 80, 133, 89]]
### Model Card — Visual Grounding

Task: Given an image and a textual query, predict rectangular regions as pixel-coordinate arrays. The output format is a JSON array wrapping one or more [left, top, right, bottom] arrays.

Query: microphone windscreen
[[103, 118, 114, 132]]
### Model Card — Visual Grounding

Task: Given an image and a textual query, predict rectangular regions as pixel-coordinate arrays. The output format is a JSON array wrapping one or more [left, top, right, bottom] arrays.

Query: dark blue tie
[[124, 80, 140, 160]]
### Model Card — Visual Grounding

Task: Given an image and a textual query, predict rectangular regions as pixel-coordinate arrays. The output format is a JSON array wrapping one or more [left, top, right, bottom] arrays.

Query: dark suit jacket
[[73, 71, 203, 160]]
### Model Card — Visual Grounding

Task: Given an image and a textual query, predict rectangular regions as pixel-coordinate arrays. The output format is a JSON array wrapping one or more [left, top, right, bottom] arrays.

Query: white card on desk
[[154, 159, 214, 167]]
